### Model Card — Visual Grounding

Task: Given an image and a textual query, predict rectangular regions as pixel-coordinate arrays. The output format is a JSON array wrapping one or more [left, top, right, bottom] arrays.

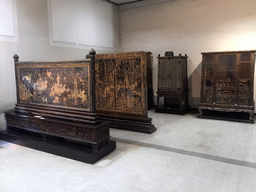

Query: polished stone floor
[[1, 109, 256, 192]]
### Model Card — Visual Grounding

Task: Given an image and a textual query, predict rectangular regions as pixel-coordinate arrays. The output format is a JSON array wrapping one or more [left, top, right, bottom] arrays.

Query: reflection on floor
[[1, 109, 256, 192]]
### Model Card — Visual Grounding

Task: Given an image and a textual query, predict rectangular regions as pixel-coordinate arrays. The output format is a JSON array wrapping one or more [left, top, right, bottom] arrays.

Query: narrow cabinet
[[156, 52, 188, 114]]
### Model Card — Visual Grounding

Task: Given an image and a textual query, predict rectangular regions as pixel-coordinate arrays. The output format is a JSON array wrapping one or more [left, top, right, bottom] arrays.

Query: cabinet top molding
[[201, 50, 256, 54]]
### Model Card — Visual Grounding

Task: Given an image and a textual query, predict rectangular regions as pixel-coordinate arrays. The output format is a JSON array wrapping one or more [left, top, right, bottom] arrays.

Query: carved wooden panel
[[30, 119, 45, 131], [180, 58, 187, 93], [46, 122, 60, 134], [6, 115, 28, 128], [202, 63, 214, 103], [157, 55, 187, 95], [94, 52, 149, 117], [17, 118, 30, 128], [158, 59, 169, 92], [16, 61, 90, 110], [77, 128, 89, 140], [168, 59, 181, 92], [5, 115, 19, 127], [215, 71, 236, 104], [60, 125, 76, 138], [238, 79, 250, 105]]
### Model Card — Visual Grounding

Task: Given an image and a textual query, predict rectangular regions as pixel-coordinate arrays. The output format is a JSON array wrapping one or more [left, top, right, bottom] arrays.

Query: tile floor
[[1, 109, 256, 192]]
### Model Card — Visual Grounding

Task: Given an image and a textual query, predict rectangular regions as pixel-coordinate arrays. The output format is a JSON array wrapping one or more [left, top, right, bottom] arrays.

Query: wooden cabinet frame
[[199, 50, 256, 122]]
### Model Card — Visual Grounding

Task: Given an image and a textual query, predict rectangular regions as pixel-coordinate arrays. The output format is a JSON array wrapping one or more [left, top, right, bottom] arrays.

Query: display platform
[[0, 126, 116, 164]]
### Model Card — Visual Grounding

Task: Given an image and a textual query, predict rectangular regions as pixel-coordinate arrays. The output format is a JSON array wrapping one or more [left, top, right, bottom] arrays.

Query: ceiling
[[106, 0, 144, 5]]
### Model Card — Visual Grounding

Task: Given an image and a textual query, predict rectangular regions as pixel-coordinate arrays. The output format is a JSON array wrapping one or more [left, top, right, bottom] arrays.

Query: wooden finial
[[89, 48, 96, 56], [13, 54, 19, 62]]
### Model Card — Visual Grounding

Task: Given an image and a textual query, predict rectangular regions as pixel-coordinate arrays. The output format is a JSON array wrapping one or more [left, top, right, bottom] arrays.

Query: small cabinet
[[199, 50, 256, 122], [156, 52, 188, 114]]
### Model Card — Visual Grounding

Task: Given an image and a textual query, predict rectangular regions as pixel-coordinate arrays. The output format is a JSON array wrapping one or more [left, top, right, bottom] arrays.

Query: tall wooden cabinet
[[198, 50, 256, 122], [156, 52, 188, 114], [92, 51, 156, 133]]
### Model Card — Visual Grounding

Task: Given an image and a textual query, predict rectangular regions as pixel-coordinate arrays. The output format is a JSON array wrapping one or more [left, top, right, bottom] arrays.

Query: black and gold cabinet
[[156, 52, 188, 114]]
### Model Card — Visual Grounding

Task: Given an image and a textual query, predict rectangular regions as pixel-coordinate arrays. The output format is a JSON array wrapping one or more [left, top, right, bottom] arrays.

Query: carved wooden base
[[5, 111, 113, 150], [0, 127, 116, 164], [198, 104, 254, 123], [99, 114, 156, 134]]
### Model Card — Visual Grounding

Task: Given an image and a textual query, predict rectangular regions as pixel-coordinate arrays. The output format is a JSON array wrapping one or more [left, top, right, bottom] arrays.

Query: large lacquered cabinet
[[198, 50, 256, 122]]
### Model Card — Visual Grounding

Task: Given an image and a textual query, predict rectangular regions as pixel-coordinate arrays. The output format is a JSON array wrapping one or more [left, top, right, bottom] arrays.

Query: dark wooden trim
[[89, 49, 96, 113], [202, 50, 256, 54]]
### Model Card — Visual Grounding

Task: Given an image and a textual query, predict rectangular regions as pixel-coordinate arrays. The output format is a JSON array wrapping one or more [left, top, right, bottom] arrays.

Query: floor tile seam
[[112, 137, 256, 170]]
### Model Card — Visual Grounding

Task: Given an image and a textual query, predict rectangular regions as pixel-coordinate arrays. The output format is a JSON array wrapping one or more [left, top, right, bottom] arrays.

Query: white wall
[[0, 0, 119, 130], [49, 0, 118, 48], [119, 0, 256, 108]]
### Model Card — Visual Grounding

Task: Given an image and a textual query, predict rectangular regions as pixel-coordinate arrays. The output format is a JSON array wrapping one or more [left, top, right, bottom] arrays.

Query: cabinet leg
[[157, 95, 159, 107], [198, 108, 202, 116], [249, 112, 254, 121]]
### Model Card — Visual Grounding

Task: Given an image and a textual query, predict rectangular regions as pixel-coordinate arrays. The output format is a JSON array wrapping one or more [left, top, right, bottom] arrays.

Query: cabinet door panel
[[241, 52, 251, 61], [215, 71, 236, 104], [238, 62, 251, 105], [215, 54, 237, 104], [202, 63, 214, 103], [169, 59, 180, 92], [158, 59, 169, 93], [217, 54, 236, 71]]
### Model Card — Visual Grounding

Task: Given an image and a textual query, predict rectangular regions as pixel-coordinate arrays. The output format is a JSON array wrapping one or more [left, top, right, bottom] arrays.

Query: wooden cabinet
[[199, 50, 256, 122], [156, 52, 188, 114], [93, 51, 156, 133]]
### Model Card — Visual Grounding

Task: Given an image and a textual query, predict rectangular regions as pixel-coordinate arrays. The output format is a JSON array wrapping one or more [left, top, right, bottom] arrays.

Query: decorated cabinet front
[[94, 51, 156, 133], [156, 53, 188, 114], [199, 50, 255, 122]]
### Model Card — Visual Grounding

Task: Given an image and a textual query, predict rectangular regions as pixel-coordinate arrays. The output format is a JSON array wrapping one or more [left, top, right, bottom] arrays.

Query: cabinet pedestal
[[156, 93, 188, 114]]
